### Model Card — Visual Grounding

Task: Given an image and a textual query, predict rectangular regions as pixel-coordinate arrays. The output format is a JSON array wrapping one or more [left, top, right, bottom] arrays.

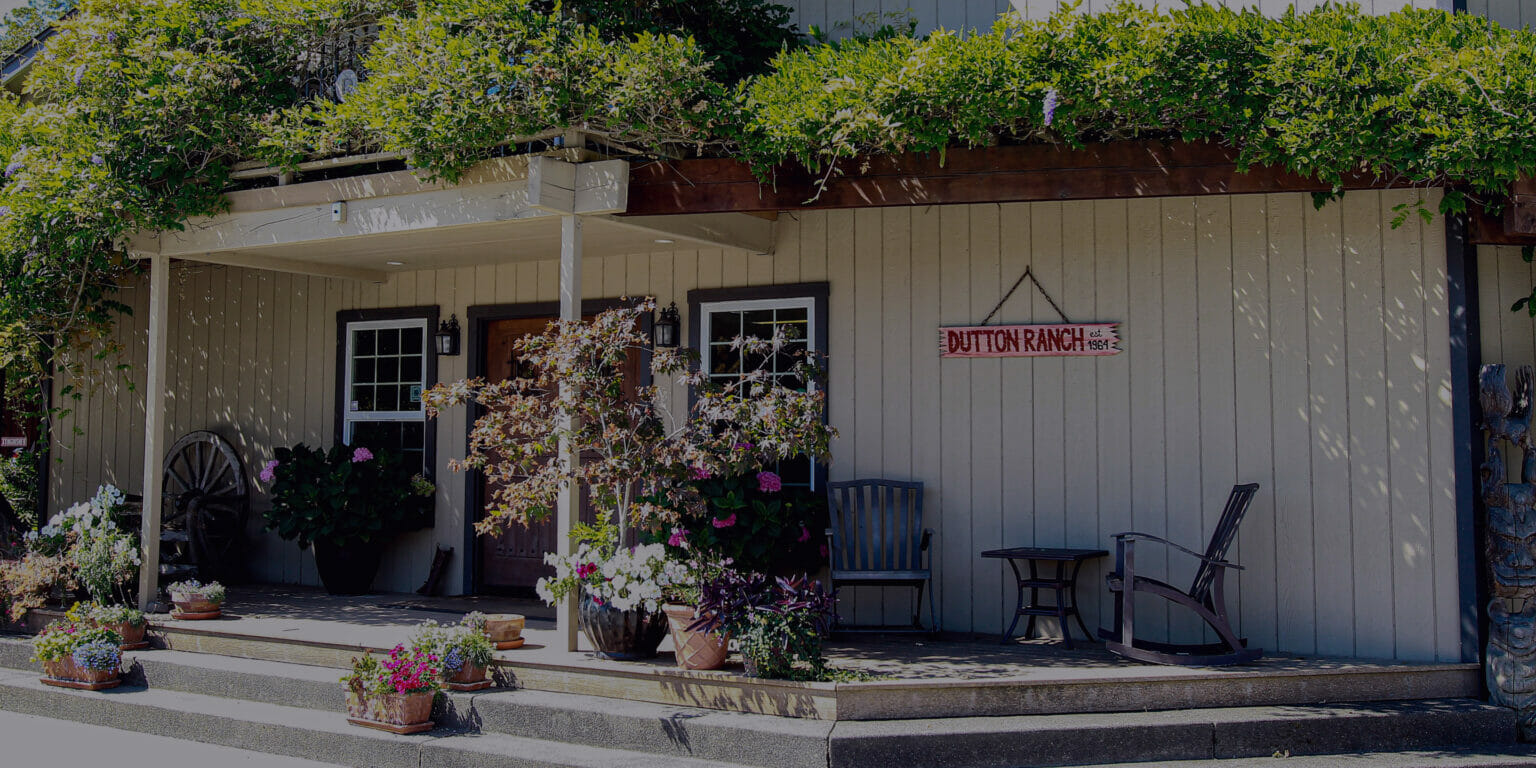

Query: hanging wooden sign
[[939, 323, 1122, 358]]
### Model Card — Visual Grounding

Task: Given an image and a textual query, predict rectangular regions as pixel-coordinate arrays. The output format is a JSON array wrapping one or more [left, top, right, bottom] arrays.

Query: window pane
[[353, 329, 376, 356], [353, 357, 376, 385], [776, 456, 813, 487], [353, 385, 375, 411], [778, 308, 809, 341], [377, 385, 400, 412], [401, 328, 423, 355], [377, 357, 400, 384], [400, 356, 422, 383], [743, 309, 775, 341], [379, 328, 400, 355], [709, 312, 741, 344], [709, 345, 740, 376]]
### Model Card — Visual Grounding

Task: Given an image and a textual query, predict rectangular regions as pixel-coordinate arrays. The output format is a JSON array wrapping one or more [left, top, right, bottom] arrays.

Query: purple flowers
[[72, 64, 85, 85], [712, 513, 737, 529], [1042, 88, 1058, 127], [259, 459, 279, 484], [689, 464, 712, 480], [351, 447, 374, 463], [757, 471, 782, 493], [4, 161, 22, 178], [90, 155, 104, 166], [798, 526, 810, 543], [575, 562, 598, 579]]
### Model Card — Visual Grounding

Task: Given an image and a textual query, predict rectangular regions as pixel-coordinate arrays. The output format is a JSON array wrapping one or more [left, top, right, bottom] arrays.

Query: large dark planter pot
[[578, 593, 667, 661], [313, 538, 384, 595]]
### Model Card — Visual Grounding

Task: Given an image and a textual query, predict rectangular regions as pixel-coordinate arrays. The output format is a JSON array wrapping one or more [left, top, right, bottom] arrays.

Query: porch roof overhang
[[623, 139, 1536, 247], [125, 154, 777, 283]]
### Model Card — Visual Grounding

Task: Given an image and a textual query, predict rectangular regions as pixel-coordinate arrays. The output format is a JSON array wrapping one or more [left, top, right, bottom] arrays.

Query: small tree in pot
[[260, 445, 434, 595], [424, 300, 835, 660]]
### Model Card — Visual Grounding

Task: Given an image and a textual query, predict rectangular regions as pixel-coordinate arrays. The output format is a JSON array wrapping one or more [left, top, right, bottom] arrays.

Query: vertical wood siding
[[787, 0, 1451, 38], [51, 190, 1458, 660]]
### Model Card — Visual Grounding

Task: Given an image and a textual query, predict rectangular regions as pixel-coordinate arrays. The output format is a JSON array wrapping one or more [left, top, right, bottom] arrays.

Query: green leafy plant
[[30, 619, 121, 663], [691, 570, 836, 680], [409, 620, 495, 673], [262, 444, 433, 550], [166, 579, 226, 605]]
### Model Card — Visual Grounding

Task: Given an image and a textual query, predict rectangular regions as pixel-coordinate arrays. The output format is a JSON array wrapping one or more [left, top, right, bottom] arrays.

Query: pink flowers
[[668, 528, 689, 548], [351, 447, 374, 463], [259, 460, 279, 484], [757, 471, 782, 493], [798, 526, 811, 543], [381, 645, 440, 694], [575, 562, 599, 579], [689, 465, 712, 481], [712, 513, 737, 529]]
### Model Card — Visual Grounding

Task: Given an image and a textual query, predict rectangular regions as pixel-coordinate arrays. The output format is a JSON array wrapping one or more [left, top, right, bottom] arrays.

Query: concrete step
[[1067, 749, 1536, 767], [824, 699, 1518, 768], [0, 635, 1519, 768], [0, 666, 757, 768]]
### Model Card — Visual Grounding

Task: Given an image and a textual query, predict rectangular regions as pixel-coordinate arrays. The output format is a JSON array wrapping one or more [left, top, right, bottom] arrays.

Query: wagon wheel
[[161, 431, 248, 583]]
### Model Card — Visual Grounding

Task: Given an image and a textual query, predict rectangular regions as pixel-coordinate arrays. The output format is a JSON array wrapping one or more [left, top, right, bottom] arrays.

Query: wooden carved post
[[1479, 363, 1536, 738]]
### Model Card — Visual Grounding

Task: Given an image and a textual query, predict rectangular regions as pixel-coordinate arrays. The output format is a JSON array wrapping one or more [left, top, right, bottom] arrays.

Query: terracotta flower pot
[[445, 662, 493, 691], [482, 614, 525, 650], [41, 657, 121, 690], [662, 604, 730, 671], [112, 621, 149, 650], [169, 591, 223, 619], [346, 689, 435, 733]]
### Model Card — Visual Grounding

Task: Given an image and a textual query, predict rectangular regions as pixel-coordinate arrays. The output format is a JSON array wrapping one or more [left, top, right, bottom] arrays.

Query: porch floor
[[144, 585, 1481, 721]]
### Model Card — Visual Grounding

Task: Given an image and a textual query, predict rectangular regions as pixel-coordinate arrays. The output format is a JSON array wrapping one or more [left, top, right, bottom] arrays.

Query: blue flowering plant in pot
[[409, 619, 496, 691], [31, 617, 123, 690]]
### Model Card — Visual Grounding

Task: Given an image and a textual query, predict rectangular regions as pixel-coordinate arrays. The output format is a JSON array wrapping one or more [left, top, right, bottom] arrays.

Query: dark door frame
[[461, 298, 653, 595]]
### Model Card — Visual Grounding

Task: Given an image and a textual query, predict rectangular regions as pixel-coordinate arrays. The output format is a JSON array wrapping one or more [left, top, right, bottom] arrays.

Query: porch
[[132, 586, 1479, 722]]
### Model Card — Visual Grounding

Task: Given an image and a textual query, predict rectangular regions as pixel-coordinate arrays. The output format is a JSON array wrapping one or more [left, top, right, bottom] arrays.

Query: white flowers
[[537, 542, 678, 614]]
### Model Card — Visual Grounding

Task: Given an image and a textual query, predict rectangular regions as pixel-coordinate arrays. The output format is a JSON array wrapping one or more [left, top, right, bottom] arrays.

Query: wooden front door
[[476, 315, 645, 593]]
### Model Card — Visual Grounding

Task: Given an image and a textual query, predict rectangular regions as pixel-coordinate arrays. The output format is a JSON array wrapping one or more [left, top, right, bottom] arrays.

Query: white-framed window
[[342, 318, 428, 467], [697, 296, 819, 489]]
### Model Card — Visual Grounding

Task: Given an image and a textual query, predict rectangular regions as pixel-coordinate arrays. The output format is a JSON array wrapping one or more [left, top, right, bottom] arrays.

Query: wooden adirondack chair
[[1099, 483, 1262, 666], [826, 479, 938, 633]]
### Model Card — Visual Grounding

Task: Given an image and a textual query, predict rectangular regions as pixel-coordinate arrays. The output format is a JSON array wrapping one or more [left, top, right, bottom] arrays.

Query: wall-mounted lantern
[[435, 315, 461, 357], [653, 302, 681, 348]]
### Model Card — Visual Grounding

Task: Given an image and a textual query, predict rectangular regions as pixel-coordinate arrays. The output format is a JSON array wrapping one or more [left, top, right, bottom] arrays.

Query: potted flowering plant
[[166, 579, 226, 619], [342, 646, 443, 734], [31, 619, 123, 690], [462, 610, 525, 650], [426, 302, 835, 661], [260, 444, 435, 595], [410, 620, 496, 691], [536, 516, 676, 660], [693, 572, 837, 680], [68, 602, 149, 650], [660, 557, 733, 670]]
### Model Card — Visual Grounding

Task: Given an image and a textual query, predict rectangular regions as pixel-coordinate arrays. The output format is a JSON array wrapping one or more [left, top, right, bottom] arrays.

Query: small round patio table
[[981, 546, 1108, 649]]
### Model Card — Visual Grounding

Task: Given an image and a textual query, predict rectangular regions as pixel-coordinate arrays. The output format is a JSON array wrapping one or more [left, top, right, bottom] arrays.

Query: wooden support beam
[[555, 214, 583, 653], [529, 157, 630, 215], [137, 255, 170, 611], [623, 140, 1401, 216], [596, 212, 776, 254]]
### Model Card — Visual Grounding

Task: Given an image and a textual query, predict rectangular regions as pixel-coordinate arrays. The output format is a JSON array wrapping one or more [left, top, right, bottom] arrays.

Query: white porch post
[[556, 214, 583, 652], [137, 255, 170, 611]]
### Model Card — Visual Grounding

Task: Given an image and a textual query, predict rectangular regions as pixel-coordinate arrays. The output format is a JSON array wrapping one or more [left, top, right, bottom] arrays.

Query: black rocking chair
[[826, 479, 938, 633], [1099, 483, 1262, 666]]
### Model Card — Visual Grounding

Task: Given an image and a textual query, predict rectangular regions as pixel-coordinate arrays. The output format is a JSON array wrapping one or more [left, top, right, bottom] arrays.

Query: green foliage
[[740, 2, 1536, 214], [30, 619, 120, 663], [258, 0, 731, 182], [0, 447, 39, 531], [644, 473, 825, 574], [262, 444, 431, 549], [552, 0, 800, 83]]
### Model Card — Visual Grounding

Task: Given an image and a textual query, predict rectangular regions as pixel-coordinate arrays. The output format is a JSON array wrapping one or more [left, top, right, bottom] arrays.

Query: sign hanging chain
[[980, 266, 1071, 326]]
